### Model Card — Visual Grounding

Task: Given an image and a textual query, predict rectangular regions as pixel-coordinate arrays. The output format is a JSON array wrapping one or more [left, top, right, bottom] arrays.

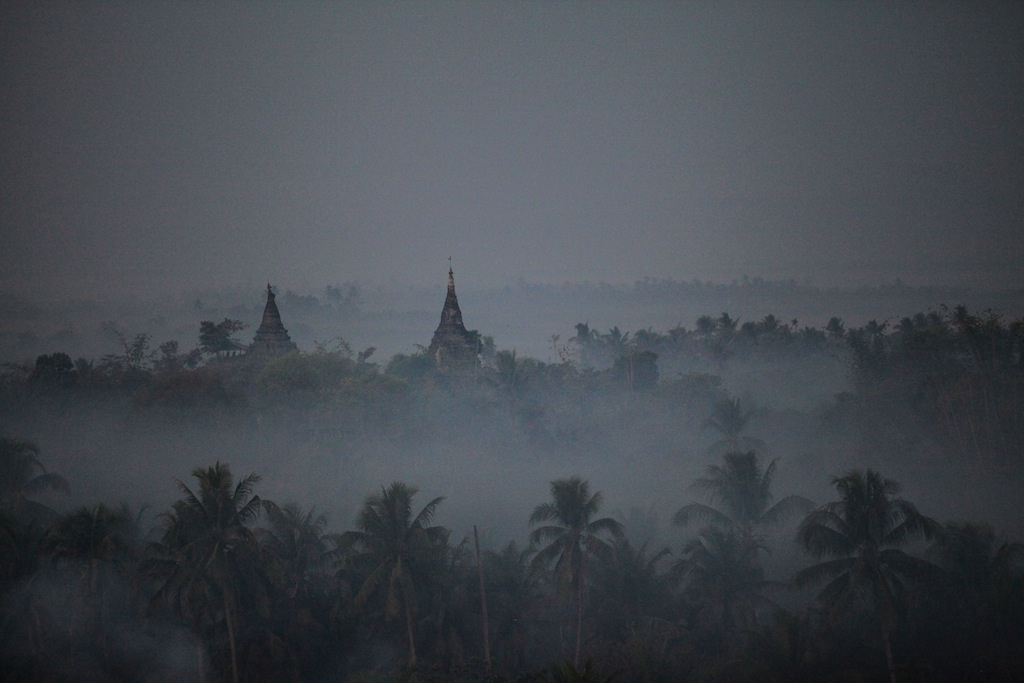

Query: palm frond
[[529, 524, 569, 545], [235, 495, 263, 526], [797, 510, 854, 558], [793, 557, 855, 589], [411, 495, 446, 528], [760, 494, 814, 528], [22, 472, 70, 495], [587, 515, 624, 538], [673, 502, 732, 528], [529, 502, 558, 525]]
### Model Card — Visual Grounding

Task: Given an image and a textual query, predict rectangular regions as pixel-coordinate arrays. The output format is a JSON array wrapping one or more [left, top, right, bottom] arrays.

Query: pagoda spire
[[250, 283, 298, 357], [428, 264, 479, 366]]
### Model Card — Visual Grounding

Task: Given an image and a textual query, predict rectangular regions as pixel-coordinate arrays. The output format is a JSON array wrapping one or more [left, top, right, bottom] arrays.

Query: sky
[[2, 1, 1022, 301]]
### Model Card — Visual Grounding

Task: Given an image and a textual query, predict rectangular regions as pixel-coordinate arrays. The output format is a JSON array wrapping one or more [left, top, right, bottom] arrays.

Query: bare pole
[[474, 525, 492, 672]]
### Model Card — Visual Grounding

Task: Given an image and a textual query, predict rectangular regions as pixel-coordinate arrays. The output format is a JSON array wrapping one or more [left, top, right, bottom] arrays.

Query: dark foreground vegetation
[[1, 304, 1023, 681]]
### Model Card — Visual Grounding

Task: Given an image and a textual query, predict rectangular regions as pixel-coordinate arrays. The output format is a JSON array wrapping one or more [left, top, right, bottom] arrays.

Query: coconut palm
[[46, 503, 140, 666], [586, 535, 674, 666], [256, 501, 343, 680], [48, 503, 139, 576], [794, 469, 941, 683], [529, 477, 624, 666], [341, 481, 447, 668], [674, 451, 811, 543], [702, 400, 764, 455], [487, 349, 530, 417], [482, 540, 539, 672], [258, 501, 337, 602], [0, 510, 48, 660], [144, 462, 264, 683], [673, 527, 770, 637], [926, 522, 1024, 676], [0, 438, 68, 523]]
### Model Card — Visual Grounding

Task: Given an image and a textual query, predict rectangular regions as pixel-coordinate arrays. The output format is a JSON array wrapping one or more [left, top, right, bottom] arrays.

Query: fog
[[3, 275, 1023, 679], [5, 277, 1024, 538], [3, 1, 1023, 679]]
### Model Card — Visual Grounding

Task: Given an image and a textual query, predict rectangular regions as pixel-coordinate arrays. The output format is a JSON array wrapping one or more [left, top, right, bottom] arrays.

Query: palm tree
[[144, 462, 263, 683], [257, 501, 342, 680], [0, 510, 48, 659], [47, 503, 140, 666], [587, 536, 674, 666], [488, 349, 529, 417], [49, 503, 139, 580], [482, 540, 539, 672], [0, 437, 68, 523], [673, 527, 770, 637], [258, 501, 337, 602], [927, 522, 1024, 676], [529, 477, 624, 666], [674, 451, 811, 544], [702, 400, 764, 455], [341, 481, 447, 668], [794, 469, 941, 683]]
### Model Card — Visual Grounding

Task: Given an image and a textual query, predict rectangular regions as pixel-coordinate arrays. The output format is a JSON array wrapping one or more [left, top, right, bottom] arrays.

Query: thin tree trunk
[[880, 618, 896, 683], [574, 579, 583, 667], [404, 595, 418, 668], [223, 592, 239, 683], [474, 526, 491, 672], [196, 640, 206, 683]]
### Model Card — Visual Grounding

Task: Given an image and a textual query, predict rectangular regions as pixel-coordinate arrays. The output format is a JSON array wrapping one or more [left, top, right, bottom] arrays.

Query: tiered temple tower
[[250, 283, 298, 357], [427, 267, 480, 366]]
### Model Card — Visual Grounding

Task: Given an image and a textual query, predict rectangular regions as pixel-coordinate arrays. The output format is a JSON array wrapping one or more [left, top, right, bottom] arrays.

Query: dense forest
[[1, 301, 1023, 681]]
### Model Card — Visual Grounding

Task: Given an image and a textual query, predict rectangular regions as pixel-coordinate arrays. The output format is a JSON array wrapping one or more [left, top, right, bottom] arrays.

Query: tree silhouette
[[144, 462, 264, 683], [259, 501, 336, 602], [488, 349, 529, 417], [0, 438, 69, 524], [794, 469, 941, 683], [926, 522, 1024, 677], [257, 501, 341, 680], [702, 400, 764, 455], [47, 503, 140, 668], [481, 540, 539, 672], [529, 477, 624, 666], [674, 451, 811, 544], [341, 481, 447, 668], [673, 527, 771, 638]]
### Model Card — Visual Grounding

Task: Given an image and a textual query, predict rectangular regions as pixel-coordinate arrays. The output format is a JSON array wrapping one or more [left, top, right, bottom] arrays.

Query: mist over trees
[[1, 281, 1023, 680]]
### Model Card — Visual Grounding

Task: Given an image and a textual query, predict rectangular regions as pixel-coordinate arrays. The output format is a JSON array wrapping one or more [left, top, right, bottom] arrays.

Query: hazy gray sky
[[3, 1, 1021, 300]]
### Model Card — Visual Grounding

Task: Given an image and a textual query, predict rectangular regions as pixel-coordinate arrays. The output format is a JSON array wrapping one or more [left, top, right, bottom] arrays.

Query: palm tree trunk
[[223, 592, 240, 683], [880, 619, 896, 683], [404, 596, 418, 667], [474, 526, 491, 671], [573, 579, 583, 667], [196, 641, 206, 683]]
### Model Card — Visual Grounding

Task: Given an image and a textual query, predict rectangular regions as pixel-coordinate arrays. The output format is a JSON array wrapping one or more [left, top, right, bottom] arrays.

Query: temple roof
[[250, 283, 298, 356]]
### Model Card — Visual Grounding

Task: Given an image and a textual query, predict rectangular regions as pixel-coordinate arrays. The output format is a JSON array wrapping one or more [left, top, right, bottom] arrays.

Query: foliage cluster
[[0, 304, 1022, 679], [1, 438, 1022, 682]]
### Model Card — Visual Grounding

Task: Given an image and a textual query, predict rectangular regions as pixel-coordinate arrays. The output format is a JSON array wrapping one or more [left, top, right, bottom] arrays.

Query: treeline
[[2, 439, 1023, 681], [1, 304, 1023, 680], [3, 304, 1022, 468]]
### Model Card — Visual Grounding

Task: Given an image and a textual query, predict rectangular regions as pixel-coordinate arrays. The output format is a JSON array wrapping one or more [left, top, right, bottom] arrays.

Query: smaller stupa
[[250, 283, 298, 357], [427, 266, 480, 366]]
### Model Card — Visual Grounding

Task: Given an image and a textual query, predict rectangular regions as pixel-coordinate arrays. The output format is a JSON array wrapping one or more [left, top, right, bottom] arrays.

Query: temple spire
[[427, 265, 479, 366], [250, 283, 298, 357]]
